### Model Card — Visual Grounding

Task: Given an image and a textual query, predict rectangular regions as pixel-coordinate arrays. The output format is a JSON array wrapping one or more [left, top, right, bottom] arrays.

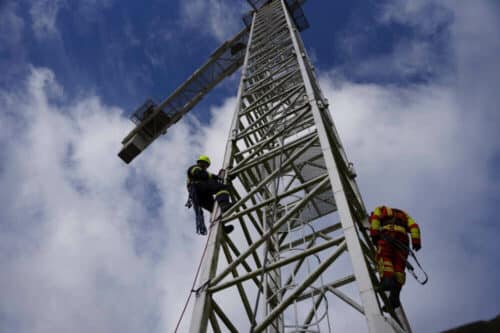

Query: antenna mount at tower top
[[244, 0, 309, 31]]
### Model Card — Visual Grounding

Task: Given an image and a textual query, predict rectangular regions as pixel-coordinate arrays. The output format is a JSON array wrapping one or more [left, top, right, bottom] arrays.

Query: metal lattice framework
[[118, 0, 415, 331], [188, 1, 412, 332]]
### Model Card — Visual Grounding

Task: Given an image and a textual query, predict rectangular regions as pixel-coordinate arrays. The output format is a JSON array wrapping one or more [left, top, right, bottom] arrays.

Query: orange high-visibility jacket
[[369, 206, 421, 246]]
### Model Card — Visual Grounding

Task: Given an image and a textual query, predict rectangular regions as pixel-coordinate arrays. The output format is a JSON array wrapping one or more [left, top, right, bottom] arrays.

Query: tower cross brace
[[187, 1, 413, 332], [119, 1, 414, 332]]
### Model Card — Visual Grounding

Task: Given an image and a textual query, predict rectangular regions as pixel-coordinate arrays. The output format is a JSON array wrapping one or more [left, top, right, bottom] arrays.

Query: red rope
[[173, 217, 219, 332]]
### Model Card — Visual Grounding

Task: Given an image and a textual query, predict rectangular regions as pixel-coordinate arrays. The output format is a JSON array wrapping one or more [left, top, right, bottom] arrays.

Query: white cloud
[[29, 0, 65, 39], [343, 38, 439, 81], [0, 2, 25, 51], [29, 0, 117, 38], [143, 17, 175, 68], [1, 0, 499, 332], [320, 77, 500, 329], [124, 20, 140, 47], [179, 0, 249, 42], [0, 65, 239, 332], [377, 0, 453, 36], [320, 0, 500, 331], [335, 0, 455, 82], [0, 67, 156, 332]]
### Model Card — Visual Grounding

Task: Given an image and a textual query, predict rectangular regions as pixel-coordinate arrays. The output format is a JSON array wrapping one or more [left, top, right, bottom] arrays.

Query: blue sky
[[1, 0, 499, 332]]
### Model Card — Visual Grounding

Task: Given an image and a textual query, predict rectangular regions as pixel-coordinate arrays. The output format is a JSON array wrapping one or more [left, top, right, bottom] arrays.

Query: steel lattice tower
[[119, 1, 414, 332]]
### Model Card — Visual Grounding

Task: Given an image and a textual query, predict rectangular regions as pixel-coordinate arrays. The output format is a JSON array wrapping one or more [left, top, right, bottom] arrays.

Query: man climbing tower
[[186, 155, 234, 235], [369, 205, 421, 310]]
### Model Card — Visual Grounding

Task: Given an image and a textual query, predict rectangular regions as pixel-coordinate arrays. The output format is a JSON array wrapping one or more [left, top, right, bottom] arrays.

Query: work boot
[[223, 224, 234, 234]]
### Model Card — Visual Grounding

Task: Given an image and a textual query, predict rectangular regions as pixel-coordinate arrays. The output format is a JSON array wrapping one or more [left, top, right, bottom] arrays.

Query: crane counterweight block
[[118, 131, 149, 164], [118, 99, 171, 164]]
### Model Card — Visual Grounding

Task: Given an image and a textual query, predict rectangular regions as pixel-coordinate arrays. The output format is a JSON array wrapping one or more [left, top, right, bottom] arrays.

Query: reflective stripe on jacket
[[186, 164, 215, 189], [369, 206, 421, 243]]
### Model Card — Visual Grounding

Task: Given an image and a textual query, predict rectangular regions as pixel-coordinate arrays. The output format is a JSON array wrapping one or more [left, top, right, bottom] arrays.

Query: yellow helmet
[[197, 155, 211, 166]]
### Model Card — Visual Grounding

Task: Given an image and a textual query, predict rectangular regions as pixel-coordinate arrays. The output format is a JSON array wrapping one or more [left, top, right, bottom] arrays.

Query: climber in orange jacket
[[369, 205, 421, 310]]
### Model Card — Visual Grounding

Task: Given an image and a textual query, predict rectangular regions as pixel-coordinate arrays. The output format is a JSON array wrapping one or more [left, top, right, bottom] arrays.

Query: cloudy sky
[[1, 0, 499, 332]]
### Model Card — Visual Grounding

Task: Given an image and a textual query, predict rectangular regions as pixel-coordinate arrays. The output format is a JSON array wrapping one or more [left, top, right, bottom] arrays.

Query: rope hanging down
[[173, 213, 221, 332]]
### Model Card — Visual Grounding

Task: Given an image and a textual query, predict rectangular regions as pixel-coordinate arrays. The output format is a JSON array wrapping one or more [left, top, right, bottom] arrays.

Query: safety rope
[[173, 219, 215, 332]]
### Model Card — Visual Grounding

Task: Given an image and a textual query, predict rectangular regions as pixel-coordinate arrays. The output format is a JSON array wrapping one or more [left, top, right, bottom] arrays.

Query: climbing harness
[[176, 168, 234, 331], [379, 232, 429, 285]]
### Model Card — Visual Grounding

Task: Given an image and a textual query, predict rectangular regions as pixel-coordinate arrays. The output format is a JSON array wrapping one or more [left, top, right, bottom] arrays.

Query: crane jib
[[118, 27, 250, 164]]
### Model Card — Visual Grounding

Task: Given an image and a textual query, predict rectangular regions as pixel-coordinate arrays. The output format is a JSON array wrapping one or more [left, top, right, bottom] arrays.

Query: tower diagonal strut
[[188, 1, 413, 332]]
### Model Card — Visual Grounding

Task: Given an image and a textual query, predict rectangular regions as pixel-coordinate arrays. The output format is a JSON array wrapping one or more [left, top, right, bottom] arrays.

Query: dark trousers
[[192, 180, 231, 212]]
